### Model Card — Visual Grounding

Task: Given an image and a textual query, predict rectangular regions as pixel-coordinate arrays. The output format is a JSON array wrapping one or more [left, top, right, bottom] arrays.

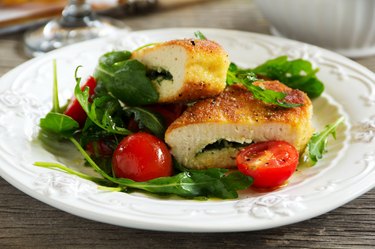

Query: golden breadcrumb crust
[[167, 81, 312, 134]]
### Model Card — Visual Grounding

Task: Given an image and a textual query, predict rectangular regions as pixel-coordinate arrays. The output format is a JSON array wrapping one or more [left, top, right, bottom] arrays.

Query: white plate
[[0, 28, 374, 232]]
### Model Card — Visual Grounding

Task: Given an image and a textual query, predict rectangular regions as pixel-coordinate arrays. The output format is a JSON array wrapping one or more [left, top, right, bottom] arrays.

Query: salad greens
[[251, 56, 324, 99], [74, 72, 131, 136], [226, 56, 324, 107], [40, 60, 80, 139], [35, 136, 252, 199], [36, 61, 253, 199], [35, 137, 252, 199]]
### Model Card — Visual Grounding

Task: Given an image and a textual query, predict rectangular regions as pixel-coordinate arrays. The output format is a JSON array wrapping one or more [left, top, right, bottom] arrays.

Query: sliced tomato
[[112, 132, 173, 182], [236, 141, 299, 188], [64, 76, 96, 126]]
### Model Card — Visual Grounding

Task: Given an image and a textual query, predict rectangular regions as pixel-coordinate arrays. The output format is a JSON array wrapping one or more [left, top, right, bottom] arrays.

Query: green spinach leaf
[[40, 112, 79, 137], [124, 106, 166, 139], [252, 56, 324, 98], [94, 51, 159, 106], [123, 169, 252, 199]]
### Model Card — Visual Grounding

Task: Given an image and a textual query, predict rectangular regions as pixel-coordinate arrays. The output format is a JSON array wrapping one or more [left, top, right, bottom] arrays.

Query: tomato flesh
[[64, 76, 96, 126], [112, 132, 173, 182], [236, 141, 299, 188]]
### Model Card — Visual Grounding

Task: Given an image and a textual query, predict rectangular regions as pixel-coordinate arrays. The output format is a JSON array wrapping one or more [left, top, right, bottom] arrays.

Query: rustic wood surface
[[0, 0, 374, 248]]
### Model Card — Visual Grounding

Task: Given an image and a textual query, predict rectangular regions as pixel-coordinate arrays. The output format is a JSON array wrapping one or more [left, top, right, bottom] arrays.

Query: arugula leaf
[[34, 161, 113, 186], [37, 61, 82, 156], [227, 62, 301, 108], [124, 107, 166, 139], [302, 117, 345, 166], [124, 169, 252, 199], [94, 51, 159, 106], [34, 157, 252, 199], [252, 56, 324, 98], [245, 83, 302, 108], [194, 31, 207, 40], [226, 63, 257, 86]]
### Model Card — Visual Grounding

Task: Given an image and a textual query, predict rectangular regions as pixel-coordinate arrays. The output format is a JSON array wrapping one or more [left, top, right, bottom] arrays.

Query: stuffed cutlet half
[[132, 39, 230, 103], [165, 81, 314, 169]]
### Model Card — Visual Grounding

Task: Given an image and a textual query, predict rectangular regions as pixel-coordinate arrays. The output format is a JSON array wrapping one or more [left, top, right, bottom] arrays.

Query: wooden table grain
[[0, 0, 374, 248]]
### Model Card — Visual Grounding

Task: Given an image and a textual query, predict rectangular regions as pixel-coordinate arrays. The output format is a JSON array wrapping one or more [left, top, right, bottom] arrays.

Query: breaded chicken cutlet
[[165, 81, 314, 169], [132, 39, 230, 103]]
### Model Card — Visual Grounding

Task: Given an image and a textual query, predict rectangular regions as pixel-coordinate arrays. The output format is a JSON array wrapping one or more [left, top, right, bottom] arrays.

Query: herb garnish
[[227, 62, 302, 108], [194, 31, 207, 40], [301, 117, 345, 166]]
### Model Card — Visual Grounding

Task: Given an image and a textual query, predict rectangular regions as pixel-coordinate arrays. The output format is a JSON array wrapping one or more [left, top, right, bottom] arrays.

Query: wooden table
[[0, 0, 374, 248]]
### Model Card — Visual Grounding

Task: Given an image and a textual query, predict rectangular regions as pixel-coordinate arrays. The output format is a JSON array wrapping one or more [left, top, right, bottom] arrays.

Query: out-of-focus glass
[[22, 0, 129, 57]]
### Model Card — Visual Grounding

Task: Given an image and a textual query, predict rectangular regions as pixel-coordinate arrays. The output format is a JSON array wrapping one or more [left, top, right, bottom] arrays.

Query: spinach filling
[[147, 67, 173, 84], [196, 139, 252, 155]]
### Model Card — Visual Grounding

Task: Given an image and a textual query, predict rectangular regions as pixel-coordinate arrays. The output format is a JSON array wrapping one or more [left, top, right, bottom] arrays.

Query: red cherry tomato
[[112, 132, 173, 182], [64, 76, 96, 126], [236, 141, 299, 188]]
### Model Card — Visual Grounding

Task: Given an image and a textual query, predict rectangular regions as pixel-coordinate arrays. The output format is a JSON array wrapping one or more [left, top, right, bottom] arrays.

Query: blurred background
[[2, 0, 375, 58], [0, 0, 269, 57]]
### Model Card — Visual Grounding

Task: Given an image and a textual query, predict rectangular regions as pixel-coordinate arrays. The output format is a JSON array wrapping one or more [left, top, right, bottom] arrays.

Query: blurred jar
[[0, 0, 158, 15], [255, 0, 375, 58]]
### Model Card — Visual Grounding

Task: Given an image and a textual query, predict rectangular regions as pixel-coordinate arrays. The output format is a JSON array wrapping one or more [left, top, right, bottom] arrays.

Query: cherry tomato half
[[112, 132, 173, 182], [236, 141, 299, 188], [64, 76, 96, 126]]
